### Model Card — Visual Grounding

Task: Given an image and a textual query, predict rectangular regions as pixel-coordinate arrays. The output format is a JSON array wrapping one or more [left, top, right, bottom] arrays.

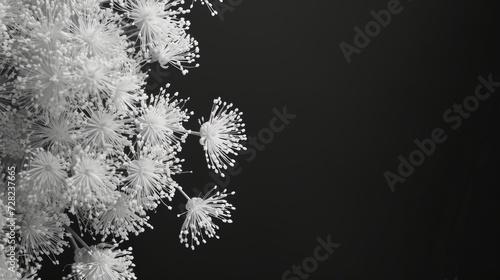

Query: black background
[[40, 0, 499, 279]]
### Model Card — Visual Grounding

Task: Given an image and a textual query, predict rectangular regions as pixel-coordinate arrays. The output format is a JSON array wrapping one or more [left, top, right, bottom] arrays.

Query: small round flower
[[69, 8, 130, 61], [66, 149, 121, 212], [29, 111, 77, 154], [72, 243, 136, 280], [80, 108, 132, 152], [178, 186, 235, 250], [115, 0, 189, 49], [122, 144, 181, 210], [18, 208, 70, 264], [91, 193, 152, 242], [199, 98, 246, 177], [18, 149, 68, 205], [14, 49, 73, 115], [72, 56, 117, 103], [148, 32, 199, 75], [135, 90, 191, 149], [16, 0, 72, 51]]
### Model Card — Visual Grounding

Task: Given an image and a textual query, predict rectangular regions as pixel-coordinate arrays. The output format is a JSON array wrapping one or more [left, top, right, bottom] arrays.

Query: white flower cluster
[[0, 0, 246, 279]]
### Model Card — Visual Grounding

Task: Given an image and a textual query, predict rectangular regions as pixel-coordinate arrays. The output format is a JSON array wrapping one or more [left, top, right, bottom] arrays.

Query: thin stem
[[64, 225, 92, 252], [69, 235, 79, 251], [176, 186, 191, 200], [186, 130, 201, 137]]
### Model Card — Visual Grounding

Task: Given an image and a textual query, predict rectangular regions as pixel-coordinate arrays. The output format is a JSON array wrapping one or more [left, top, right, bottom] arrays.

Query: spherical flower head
[[72, 243, 136, 280], [123, 144, 181, 210], [135, 90, 192, 149], [18, 149, 68, 206], [14, 48, 73, 115], [148, 32, 200, 75], [29, 111, 77, 155], [91, 193, 152, 242], [116, 0, 189, 50], [18, 208, 70, 265], [80, 108, 132, 153], [73, 56, 117, 103], [17, 0, 72, 50], [178, 186, 235, 250], [199, 98, 246, 177], [66, 149, 121, 213], [69, 8, 130, 61]]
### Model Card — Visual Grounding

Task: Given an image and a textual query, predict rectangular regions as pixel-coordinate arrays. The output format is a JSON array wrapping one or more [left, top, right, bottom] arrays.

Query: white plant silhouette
[[0, 0, 245, 278]]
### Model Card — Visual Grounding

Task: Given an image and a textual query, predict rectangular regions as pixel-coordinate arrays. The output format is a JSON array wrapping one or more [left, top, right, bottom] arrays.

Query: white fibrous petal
[[17, 149, 69, 206], [29, 112, 77, 155], [17, 208, 70, 265], [199, 97, 247, 177], [123, 144, 181, 210], [148, 32, 199, 75], [66, 148, 121, 214], [91, 193, 152, 242], [69, 7, 130, 61], [79, 108, 133, 153], [178, 186, 235, 250], [14, 48, 73, 115], [72, 243, 136, 280], [113, 0, 189, 50], [135, 89, 192, 149]]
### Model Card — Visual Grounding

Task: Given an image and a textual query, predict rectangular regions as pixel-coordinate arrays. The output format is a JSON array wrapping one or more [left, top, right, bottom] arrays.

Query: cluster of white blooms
[[0, 0, 246, 279]]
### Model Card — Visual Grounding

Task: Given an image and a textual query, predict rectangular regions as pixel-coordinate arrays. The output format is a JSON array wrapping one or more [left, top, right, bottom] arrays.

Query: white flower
[[148, 32, 199, 75], [91, 193, 152, 242], [66, 149, 121, 212], [72, 243, 136, 280], [18, 149, 68, 205], [14, 48, 73, 115], [73, 57, 117, 103], [178, 186, 235, 250], [16, 0, 72, 51], [29, 111, 77, 154], [18, 208, 70, 264], [135, 90, 191, 149], [199, 98, 246, 177], [116, 0, 189, 50], [69, 8, 130, 61], [123, 144, 181, 210], [80, 108, 132, 152]]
